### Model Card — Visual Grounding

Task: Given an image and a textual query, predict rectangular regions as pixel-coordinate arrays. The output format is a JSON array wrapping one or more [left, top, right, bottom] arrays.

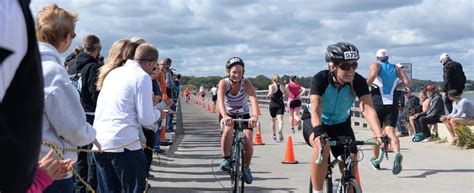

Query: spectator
[[93, 43, 161, 192], [36, 4, 100, 192], [440, 53, 466, 113], [0, 0, 44, 191], [367, 49, 410, 174], [28, 150, 73, 193], [64, 46, 82, 70], [96, 39, 131, 91], [74, 34, 102, 193], [408, 90, 429, 136], [413, 84, 445, 142], [439, 90, 474, 144]]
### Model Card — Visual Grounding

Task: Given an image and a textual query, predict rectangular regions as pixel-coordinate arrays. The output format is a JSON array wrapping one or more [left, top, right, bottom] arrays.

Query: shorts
[[451, 117, 474, 126], [201, 93, 205, 98], [212, 95, 217, 102], [288, 98, 302, 111], [302, 118, 357, 158], [374, 105, 398, 127], [269, 103, 285, 118], [228, 113, 253, 131]]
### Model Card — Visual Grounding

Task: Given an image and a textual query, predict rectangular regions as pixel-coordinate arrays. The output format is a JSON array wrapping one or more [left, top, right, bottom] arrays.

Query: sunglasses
[[71, 32, 76, 39], [338, 62, 358, 71]]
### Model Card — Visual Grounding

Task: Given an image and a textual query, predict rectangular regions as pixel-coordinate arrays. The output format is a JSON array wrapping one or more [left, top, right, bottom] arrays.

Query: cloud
[[30, 0, 472, 80]]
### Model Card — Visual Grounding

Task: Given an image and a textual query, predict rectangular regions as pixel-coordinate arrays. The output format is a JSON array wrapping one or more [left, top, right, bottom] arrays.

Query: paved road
[[148, 97, 474, 193]]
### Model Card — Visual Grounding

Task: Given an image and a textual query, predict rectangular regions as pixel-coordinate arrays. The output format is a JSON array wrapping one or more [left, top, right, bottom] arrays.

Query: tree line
[[181, 75, 474, 92]]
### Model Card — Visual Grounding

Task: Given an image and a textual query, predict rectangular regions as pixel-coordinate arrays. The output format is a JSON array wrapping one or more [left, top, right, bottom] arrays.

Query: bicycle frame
[[310, 136, 387, 193], [227, 117, 249, 193]]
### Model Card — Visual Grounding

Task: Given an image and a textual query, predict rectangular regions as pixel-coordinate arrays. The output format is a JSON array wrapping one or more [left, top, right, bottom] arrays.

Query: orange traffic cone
[[207, 99, 211, 111], [282, 135, 298, 164], [202, 100, 205, 108], [253, 122, 265, 145], [212, 104, 216, 113], [160, 124, 166, 141], [257, 105, 262, 115]]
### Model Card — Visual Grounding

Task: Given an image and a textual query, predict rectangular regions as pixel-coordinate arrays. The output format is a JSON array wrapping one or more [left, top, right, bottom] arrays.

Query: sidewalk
[[148, 97, 474, 193]]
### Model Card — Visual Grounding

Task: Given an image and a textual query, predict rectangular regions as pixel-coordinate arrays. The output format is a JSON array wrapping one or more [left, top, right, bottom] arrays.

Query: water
[[462, 91, 474, 101]]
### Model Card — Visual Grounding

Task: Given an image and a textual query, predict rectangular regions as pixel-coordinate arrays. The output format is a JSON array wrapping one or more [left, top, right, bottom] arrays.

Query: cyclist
[[301, 42, 384, 193], [218, 57, 259, 184]]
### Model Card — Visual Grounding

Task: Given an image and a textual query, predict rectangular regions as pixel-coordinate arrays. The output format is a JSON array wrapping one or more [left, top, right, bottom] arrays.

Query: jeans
[[154, 120, 163, 150], [95, 149, 147, 193], [43, 177, 74, 193], [75, 114, 97, 193], [143, 128, 156, 174], [414, 115, 439, 137], [166, 103, 176, 132]]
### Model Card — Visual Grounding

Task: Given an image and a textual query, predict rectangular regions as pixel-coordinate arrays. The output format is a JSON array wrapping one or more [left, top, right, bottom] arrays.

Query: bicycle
[[221, 116, 248, 193], [310, 134, 389, 193]]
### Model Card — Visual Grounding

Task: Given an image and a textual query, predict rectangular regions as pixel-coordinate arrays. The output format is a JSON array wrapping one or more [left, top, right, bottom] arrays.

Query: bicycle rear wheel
[[335, 178, 361, 193]]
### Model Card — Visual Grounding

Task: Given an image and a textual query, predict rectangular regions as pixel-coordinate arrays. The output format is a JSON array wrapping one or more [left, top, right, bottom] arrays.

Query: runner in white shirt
[[210, 84, 218, 106], [93, 43, 161, 192]]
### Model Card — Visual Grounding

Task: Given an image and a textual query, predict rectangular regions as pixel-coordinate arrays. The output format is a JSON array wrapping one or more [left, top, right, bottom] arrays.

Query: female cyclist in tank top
[[217, 57, 259, 184], [267, 74, 287, 141], [286, 75, 307, 133]]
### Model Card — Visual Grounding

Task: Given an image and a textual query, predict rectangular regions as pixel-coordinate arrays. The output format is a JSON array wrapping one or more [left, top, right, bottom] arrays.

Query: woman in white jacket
[[36, 4, 99, 192]]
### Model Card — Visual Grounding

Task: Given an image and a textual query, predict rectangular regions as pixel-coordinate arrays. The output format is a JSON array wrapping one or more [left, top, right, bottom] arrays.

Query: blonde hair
[[36, 3, 78, 48], [96, 39, 131, 91], [272, 74, 281, 84]]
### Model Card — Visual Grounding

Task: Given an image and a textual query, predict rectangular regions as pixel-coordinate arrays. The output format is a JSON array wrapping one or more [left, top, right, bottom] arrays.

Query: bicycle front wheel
[[309, 176, 333, 193], [232, 143, 243, 193], [336, 178, 362, 193]]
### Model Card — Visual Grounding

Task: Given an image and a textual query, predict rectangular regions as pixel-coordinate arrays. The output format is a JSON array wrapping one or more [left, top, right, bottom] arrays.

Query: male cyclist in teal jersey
[[301, 42, 385, 193], [367, 49, 410, 175]]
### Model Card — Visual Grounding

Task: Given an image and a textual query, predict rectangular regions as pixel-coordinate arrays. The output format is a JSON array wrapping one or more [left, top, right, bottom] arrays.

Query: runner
[[184, 87, 191, 103], [301, 42, 384, 193], [210, 84, 218, 106], [218, 57, 259, 184], [266, 74, 287, 141], [367, 48, 410, 175], [285, 75, 306, 133]]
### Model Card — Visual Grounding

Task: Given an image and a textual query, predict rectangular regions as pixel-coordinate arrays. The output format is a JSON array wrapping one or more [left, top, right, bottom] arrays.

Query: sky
[[30, 0, 473, 81]]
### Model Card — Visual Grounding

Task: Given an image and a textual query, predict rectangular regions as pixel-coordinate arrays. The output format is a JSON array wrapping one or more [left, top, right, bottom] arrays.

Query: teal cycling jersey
[[310, 70, 370, 125]]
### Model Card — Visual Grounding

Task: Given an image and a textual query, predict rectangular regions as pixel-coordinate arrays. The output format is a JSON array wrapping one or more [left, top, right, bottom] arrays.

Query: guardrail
[[255, 90, 369, 129]]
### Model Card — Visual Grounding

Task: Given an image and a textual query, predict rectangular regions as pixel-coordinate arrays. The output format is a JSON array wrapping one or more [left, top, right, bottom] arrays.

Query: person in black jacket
[[0, 0, 44, 192], [440, 53, 466, 113], [75, 34, 102, 193]]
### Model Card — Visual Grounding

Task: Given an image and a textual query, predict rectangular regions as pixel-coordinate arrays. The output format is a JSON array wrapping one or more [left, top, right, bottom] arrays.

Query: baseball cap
[[376, 49, 388, 58], [403, 87, 411, 94], [447, 89, 460, 97], [439, 53, 449, 61]]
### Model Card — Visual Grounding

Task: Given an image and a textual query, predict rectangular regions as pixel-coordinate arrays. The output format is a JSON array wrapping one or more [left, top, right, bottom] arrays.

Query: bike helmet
[[325, 42, 359, 64], [226, 57, 245, 69]]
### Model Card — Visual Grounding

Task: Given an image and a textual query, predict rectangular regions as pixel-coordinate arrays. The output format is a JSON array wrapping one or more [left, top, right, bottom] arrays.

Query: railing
[[255, 90, 369, 129]]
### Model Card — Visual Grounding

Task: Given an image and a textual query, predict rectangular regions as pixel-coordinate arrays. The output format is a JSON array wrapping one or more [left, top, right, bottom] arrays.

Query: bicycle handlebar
[[315, 136, 388, 165]]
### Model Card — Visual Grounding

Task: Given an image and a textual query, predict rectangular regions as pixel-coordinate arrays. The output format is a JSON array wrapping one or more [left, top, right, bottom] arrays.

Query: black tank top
[[270, 84, 284, 105]]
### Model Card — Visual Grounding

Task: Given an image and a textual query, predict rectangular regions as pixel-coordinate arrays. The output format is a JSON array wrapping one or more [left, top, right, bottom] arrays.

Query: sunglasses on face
[[338, 62, 358, 71], [71, 32, 76, 39]]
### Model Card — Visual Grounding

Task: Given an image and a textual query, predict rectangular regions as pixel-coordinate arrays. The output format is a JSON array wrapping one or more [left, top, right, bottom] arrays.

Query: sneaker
[[421, 136, 432, 143], [148, 173, 155, 179], [279, 131, 284, 141], [154, 149, 166, 155], [297, 120, 303, 131], [392, 153, 403, 175], [243, 168, 253, 184], [369, 157, 380, 170], [219, 159, 230, 171], [272, 134, 277, 141]]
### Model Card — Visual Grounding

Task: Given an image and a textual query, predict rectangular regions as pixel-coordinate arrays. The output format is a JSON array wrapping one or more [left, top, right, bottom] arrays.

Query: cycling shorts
[[302, 118, 357, 158], [228, 113, 253, 131], [374, 104, 398, 127]]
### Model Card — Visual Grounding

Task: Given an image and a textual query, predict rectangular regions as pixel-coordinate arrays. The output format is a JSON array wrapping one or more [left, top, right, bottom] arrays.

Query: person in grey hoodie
[[36, 4, 100, 193], [413, 84, 445, 142]]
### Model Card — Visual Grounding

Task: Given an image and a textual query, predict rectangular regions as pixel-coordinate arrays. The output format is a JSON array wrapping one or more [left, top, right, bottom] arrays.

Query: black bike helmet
[[226, 57, 245, 69], [325, 42, 359, 64]]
